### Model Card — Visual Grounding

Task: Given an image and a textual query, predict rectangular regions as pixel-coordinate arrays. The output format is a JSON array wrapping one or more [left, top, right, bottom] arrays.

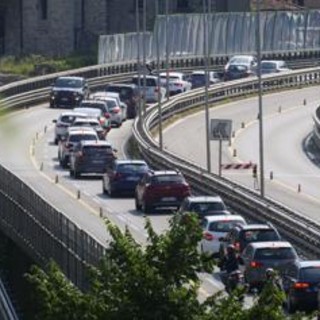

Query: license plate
[[92, 160, 103, 164], [126, 176, 139, 181], [161, 197, 176, 202], [61, 97, 69, 101]]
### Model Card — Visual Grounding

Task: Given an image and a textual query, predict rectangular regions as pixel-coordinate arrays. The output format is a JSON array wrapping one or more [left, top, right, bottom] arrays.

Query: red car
[[135, 170, 191, 213]]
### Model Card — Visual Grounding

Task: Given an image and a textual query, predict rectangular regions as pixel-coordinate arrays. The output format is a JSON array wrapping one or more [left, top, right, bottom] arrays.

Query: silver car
[[240, 241, 299, 289], [52, 111, 87, 145]]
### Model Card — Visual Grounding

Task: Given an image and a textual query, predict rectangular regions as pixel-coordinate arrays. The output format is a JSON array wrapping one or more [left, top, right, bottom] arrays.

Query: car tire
[[69, 169, 74, 177], [135, 196, 142, 211], [102, 182, 107, 194], [60, 158, 68, 169], [49, 102, 55, 108], [54, 138, 58, 145], [109, 187, 116, 198], [286, 296, 296, 314], [142, 201, 152, 214], [74, 169, 80, 179]]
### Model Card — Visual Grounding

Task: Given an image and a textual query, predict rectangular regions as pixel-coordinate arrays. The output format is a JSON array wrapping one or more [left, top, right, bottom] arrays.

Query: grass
[[0, 53, 97, 77]]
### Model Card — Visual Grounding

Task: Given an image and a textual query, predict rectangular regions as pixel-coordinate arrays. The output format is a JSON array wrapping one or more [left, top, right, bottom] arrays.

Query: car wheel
[[135, 196, 142, 211], [60, 158, 68, 168], [54, 138, 58, 145], [109, 187, 116, 198], [69, 169, 74, 177], [49, 102, 55, 108], [142, 201, 152, 214], [286, 296, 296, 314], [102, 182, 107, 194], [74, 169, 80, 179]]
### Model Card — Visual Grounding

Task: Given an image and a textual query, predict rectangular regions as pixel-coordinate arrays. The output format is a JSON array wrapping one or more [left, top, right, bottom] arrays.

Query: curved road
[[162, 86, 320, 221]]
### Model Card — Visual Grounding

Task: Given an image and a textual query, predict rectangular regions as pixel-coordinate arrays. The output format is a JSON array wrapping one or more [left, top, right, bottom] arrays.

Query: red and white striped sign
[[221, 162, 256, 170]]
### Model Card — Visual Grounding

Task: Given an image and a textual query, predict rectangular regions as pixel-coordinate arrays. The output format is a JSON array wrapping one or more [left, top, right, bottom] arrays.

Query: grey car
[[240, 241, 299, 289]]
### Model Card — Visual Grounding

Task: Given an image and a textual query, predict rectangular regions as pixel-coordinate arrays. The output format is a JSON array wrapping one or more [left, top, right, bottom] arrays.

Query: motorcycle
[[224, 270, 247, 296]]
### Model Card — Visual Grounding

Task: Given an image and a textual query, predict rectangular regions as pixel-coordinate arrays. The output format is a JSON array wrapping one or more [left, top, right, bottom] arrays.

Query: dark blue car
[[102, 159, 149, 197]]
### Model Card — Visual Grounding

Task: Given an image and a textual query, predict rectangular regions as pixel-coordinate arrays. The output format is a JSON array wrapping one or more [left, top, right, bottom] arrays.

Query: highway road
[[162, 86, 320, 221], [1, 85, 319, 301]]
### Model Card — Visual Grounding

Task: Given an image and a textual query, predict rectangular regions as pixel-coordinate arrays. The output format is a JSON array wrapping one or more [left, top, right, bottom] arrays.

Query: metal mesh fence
[[98, 10, 320, 64]]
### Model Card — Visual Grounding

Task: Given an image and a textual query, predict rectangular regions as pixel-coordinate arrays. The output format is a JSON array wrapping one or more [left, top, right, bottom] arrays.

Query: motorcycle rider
[[220, 244, 240, 288]]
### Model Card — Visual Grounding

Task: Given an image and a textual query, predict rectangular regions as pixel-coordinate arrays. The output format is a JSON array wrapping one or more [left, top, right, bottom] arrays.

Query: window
[[39, 0, 48, 20]]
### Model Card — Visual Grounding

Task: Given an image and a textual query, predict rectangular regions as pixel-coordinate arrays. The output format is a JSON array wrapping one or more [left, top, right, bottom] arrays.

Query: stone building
[[0, 0, 319, 57]]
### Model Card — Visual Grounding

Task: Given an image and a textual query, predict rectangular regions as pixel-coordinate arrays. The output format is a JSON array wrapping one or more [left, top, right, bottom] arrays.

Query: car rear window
[[117, 163, 148, 173], [301, 267, 320, 282], [228, 65, 248, 72], [242, 230, 279, 242], [69, 134, 97, 142], [261, 62, 277, 69], [151, 174, 184, 184], [80, 102, 106, 109], [189, 202, 226, 214], [105, 100, 117, 108], [107, 87, 133, 99], [83, 146, 113, 155], [209, 220, 245, 232], [254, 248, 296, 260], [60, 115, 77, 123]]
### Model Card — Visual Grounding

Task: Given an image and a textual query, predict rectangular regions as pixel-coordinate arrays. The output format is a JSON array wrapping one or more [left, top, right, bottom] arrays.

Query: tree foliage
[[25, 213, 315, 320]]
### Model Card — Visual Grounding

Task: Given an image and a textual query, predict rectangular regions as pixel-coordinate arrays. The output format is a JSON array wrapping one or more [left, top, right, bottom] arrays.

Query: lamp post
[[155, 0, 163, 150], [142, 0, 147, 115], [256, 0, 265, 197], [203, 0, 211, 173], [165, 0, 170, 100], [136, 0, 142, 120]]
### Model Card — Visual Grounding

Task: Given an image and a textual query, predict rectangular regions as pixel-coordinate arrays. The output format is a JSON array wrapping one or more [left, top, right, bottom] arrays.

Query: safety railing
[[0, 277, 19, 320]]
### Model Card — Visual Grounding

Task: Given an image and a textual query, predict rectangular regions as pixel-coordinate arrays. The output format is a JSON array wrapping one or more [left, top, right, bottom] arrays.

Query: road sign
[[210, 119, 232, 141]]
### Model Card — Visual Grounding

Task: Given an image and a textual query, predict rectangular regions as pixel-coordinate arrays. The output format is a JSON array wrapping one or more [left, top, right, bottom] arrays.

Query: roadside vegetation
[[25, 213, 316, 320], [0, 53, 97, 77]]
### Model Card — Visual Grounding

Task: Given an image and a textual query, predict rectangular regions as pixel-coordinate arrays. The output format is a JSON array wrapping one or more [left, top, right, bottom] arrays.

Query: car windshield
[[243, 230, 279, 242], [117, 163, 148, 173], [69, 134, 97, 142], [254, 248, 296, 260], [261, 62, 277, 69], [151, 175, 184, 184], [190, 202, 226, 214], [301, 267, 320, 282], [55, 78, 83, 88], [60, 115, 77, 124], [228, 65, 248, 72], [208, 220, 245, 232]]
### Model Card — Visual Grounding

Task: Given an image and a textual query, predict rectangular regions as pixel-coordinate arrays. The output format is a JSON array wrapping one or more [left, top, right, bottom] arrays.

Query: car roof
[[115, 159, 147, 165], [80, 140, 112, 147], [68, 127, 96, 133], [73, 107, 102, 114], [159, 72, 184, 77], [151, 170, 180, 176], [185, 195, 222, 202], [59, 111, 87, 117], [80, 100, 106, 105], [261, 60, 285, 64], [56, 76, 84, 81], [73, 117, 100, 122], [107, 83, 137, 89], [249, 241, 292, 249], [230, 55, 255, 60], [239, 224, 274, 231], [297, 260, 320, 268], [132, 75, 158, 80], [204, 215, 245, 223]]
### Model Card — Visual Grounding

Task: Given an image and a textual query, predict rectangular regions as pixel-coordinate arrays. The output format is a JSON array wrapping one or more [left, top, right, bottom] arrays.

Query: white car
[[103, 91, 127, 121], [224, 55, 257, 72], [200, 215, 246, 256], [89, 92, 123, 127], [52, 111, 87, 145], [159, 72, 192, 95], [132, 75, 166, 103], [261, 60, 291, 75]]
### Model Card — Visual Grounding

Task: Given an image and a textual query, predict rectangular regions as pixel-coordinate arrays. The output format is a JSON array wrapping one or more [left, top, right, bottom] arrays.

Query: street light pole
[[142, 0, 147, 114], [165, 0, 170, 100], [257, 0, 265, 197], [135, 0, 142, 120], [203, 0, 211, 173], [155, 0, 163, 150]]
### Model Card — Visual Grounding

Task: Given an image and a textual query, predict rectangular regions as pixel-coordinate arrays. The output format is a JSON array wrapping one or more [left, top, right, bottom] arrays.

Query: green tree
[[25, 213, 313, 320]]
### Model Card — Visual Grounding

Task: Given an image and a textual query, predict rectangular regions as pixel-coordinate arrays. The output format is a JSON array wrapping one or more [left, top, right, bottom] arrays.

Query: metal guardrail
[[312, 105, 320, 149], [0, 58, 320, 293], [132, 68, 320, 260]]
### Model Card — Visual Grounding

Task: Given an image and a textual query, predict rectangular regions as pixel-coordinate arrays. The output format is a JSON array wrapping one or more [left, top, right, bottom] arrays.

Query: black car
[[224, 64, 254, 81], [105, 83, 140, 119], [69, 140, 116, 178], [49, 76, 89, 108], [219, 223, 282, 259], [281, 260, 320, 313]]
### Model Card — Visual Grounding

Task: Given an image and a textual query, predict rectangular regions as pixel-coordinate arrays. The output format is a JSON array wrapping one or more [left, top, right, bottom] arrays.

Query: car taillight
[[104, 113, 110, 119], [175, 83, 183, 87], [77, 151, 83, 159], [250, 261, 263, 268], [154, 86, 160, 93], [113, 172, 122, 180], [203, 232, 214, 241], [112, 107, 121, 114], [293, 282, 310, 289]]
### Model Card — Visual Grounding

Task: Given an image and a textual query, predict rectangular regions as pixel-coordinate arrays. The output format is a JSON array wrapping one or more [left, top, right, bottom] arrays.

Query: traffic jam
[[48, 56, 319, 314]]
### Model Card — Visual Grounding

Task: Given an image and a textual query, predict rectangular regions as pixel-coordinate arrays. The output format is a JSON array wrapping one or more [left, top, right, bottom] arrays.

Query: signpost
[[210, 119, 232, 176]]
